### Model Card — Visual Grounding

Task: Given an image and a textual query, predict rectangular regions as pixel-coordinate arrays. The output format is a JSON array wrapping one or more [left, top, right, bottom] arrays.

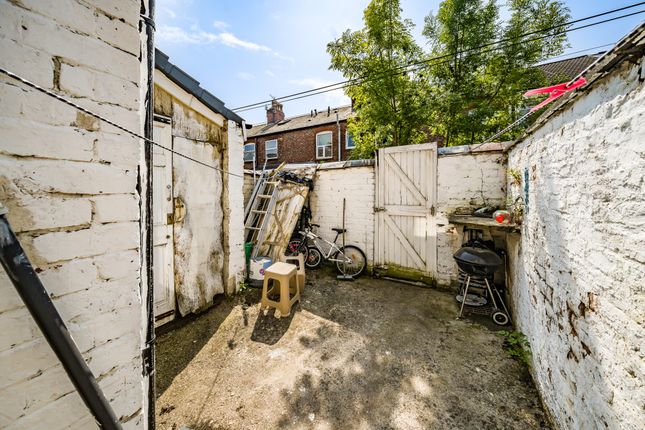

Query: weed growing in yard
[[508, 168, 522, 188], [237, 280, 249, 294], [498, 330, 531, 365]]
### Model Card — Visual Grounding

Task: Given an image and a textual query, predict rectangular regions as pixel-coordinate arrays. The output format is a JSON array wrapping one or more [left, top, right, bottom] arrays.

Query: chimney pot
[[266, 99, 285, 124]]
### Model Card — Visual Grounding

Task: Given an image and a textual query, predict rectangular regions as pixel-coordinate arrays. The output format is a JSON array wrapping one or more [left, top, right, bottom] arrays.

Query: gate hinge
[[430, 206, 436, 216], [374, 207, 385, 213], [141, 338, 155, 377]]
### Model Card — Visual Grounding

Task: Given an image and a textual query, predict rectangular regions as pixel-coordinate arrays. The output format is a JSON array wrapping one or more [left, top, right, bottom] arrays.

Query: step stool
[[283, 253, 306, 294], [260, 262, 301, 318]]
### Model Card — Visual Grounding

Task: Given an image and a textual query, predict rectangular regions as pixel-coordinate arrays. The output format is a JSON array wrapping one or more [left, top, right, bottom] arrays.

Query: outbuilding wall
[[435, 148, 508, 285], [0, 1, 147, 428], [154, 78, 245, 315], [506, 59, 645, 429]]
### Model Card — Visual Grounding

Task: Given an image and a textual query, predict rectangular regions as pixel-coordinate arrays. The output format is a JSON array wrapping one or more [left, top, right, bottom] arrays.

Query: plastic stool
[[260, 262, 300, 318], [283, 253, 306, 294]]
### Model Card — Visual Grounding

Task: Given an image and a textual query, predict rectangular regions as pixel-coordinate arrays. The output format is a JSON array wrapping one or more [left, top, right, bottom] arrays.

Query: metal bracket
[[141, 339, 155, 377], [374, 207, 385, 213]]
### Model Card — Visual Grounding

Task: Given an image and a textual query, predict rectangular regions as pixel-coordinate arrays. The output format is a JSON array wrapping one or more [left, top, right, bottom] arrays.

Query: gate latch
[[374, 207, 385, 213]]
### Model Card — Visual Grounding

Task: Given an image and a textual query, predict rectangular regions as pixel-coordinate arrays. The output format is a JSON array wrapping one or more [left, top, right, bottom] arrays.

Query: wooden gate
[[375, 143, 437, 282]]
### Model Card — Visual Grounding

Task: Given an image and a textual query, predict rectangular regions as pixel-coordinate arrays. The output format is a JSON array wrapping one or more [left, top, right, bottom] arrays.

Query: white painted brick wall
[[227, 121, 246, 291], [507, 60, 645, 430], [309, 166, 375, 263], [0, 1, 146, 428], [436, 151, 507, 285]]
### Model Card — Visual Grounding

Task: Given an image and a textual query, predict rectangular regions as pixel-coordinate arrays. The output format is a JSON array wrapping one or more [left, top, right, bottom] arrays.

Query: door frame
[[152, 116, 176, 326]]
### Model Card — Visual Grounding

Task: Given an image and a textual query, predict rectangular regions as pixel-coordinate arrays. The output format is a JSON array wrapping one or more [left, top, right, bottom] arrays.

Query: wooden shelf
[[448, 215, 521, 233]]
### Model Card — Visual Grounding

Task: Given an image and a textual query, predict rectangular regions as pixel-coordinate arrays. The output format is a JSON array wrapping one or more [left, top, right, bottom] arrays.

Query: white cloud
[[213, 20, 229, 30], [218, 32, 271, 52], [266, 70, 276, 78], [237, 72, 255, 81], [156, 24, 288, 61]]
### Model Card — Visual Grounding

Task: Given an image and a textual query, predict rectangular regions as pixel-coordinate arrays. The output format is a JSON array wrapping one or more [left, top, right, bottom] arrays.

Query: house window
[[243, 143, 255, 162], [346, 131, 355, 149], [316, 131, 333, 159], [265, 139, 278, 160]]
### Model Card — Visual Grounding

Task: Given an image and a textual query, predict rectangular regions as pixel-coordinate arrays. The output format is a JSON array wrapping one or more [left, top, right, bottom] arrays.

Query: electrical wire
[[232, 2, 645, 112], [0, 67, 244, 177]]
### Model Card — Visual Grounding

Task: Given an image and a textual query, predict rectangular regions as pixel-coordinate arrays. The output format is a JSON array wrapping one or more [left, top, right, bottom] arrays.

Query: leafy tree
[[327, 0, 431, 157], [423, 0, 571, 146]]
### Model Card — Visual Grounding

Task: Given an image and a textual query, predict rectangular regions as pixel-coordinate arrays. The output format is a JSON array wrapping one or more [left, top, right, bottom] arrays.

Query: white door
[[153, 120, 175, 326], [375, 143, 437, 280]]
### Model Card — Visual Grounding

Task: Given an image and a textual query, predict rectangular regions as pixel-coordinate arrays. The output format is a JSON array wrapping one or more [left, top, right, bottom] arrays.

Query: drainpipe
[[0, 204, 122, 430], [141, 0, 156, 428], [336, 110, 341, 162]]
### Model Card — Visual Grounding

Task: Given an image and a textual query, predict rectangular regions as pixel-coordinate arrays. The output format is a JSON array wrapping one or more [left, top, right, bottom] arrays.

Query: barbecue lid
[[453, 247, 503, 268]]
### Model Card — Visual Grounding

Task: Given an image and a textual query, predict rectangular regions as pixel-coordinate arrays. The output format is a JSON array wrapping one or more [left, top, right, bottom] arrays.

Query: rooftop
[[535, 53, 603, 81], [155, 49, 245, 125], [248, 105, 354, 138]]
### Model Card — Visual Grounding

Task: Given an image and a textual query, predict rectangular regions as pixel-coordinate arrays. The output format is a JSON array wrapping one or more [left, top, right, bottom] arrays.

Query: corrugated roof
[[248, 105, 354, 138], [536, 53, 603, 81], [155, 49, 245, 125]]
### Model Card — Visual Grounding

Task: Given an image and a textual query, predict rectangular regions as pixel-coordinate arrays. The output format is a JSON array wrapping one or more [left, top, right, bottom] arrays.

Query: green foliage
[[327, 0, 572, 153], [507, 168, 522, 188], [498, 330, 531, 364], [237, 280, 249, 295], [423, 0, 571, 146], [327, 0, 432, 157]]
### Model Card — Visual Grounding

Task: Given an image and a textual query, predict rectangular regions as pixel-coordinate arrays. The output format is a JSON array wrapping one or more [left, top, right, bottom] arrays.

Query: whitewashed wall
[[507, 59, 645, 429], [0, 1, 146, 428], [435, 148, 507, 285], [226, 120, 246, 293], [154, 76, 247, 314], [244, 153, 506, 282], [309, 164, 376, 263]]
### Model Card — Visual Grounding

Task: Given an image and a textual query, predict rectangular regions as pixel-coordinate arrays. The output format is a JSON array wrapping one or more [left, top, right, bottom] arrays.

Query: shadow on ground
[[155, 267, 549, 430]]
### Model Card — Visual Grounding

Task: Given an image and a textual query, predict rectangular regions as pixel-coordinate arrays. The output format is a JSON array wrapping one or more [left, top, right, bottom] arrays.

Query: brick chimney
[[266, 99, 285, 124]]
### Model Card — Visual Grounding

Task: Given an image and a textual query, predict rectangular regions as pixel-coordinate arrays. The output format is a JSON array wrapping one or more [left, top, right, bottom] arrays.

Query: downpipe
[[0, 204, 122, 430]]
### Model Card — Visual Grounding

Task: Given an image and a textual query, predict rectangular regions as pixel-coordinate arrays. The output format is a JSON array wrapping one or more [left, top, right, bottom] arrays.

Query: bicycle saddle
[[332, 227, 346, 233]]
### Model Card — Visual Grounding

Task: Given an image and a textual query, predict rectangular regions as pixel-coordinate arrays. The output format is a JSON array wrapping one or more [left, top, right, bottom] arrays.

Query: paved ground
[[155, 269, 549, 430]]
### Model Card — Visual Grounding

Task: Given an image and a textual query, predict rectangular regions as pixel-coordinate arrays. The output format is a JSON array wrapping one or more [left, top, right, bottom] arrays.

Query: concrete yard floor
[[155, 271, 549, 430]]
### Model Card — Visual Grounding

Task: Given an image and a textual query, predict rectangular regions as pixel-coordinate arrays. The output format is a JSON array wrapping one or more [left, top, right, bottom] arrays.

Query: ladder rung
[[258, 194, 272, 198], [266, 181, 279, 186], [247, 226, 260, 230], [252, 209, 267, 214]]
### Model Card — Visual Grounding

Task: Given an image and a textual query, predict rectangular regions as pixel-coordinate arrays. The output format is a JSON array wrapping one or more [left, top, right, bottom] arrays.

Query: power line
[[232, 2, 645, 112], [0, 67, 244, 177]]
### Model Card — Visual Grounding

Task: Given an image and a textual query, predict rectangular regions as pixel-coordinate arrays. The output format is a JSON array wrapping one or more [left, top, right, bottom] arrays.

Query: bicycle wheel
[[305, 247, 322, 268], [334, 245, 367, 278]]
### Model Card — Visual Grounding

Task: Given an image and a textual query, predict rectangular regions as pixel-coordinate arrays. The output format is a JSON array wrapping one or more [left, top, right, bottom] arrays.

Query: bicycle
[[287, 224, 367, 278]]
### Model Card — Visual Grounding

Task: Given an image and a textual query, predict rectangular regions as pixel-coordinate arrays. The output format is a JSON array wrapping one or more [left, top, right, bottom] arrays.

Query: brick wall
[[245, 120, 355, 166], [0, 1, 147, 428], [507, 59, 645, 429], [309, 165, 375, 263], [436, 149, 507, 285]]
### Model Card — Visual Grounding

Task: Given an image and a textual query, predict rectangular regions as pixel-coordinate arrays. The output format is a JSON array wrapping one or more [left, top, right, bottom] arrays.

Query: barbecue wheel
[[492, 310, 510, 326]]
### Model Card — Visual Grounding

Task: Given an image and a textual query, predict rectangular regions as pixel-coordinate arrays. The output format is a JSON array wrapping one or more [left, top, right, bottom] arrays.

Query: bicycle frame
[[299, 228, 352, 264]]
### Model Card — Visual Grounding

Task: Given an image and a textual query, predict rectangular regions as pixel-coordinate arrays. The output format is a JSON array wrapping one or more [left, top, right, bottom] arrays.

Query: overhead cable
[[0, 67, 244, 177], [232, 3, 645, 112]]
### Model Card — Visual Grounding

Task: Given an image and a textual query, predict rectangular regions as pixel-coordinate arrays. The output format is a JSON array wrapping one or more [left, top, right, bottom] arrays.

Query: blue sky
[[155, 0, 644, 124]]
